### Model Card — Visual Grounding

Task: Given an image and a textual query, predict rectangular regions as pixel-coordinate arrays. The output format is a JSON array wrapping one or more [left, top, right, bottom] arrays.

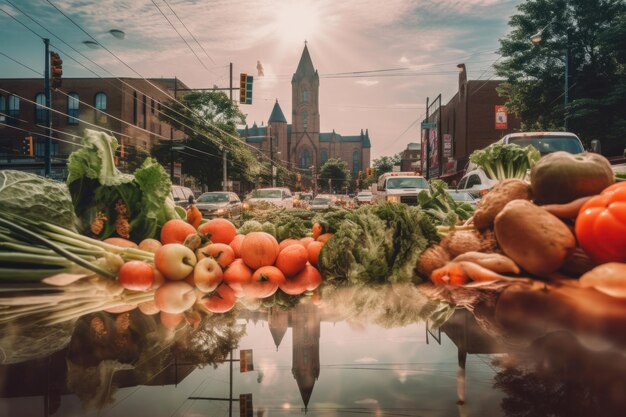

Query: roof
[[292, 44, 318, 83], [268, 100, 287, 123], [237, 123, 268, 144], [319, 130, 371, 148]]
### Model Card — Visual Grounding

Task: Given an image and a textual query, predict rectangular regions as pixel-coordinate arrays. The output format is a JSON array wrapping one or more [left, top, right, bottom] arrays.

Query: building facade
[[401, 142, 421, 172], [239, 45, 371, 178], [0, 77, 187, 178], [422, 64, 521, 180]]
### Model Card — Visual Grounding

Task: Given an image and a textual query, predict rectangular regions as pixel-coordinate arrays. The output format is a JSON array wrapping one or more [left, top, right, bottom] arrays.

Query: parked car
[[195, 191, 242, 220], [245, 187, 294, 209], [498, 131, 585, 156], [171, 185, 195, 207], [456, 168, 498, 198], [355, 190, 373, 205], [294, 192, 314, 208], [445, 189, 478, 209], [309, 196, 337, 211]]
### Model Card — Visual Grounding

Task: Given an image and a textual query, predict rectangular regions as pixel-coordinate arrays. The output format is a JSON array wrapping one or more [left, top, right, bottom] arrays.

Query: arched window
[[94, 92, 107, 123], [320, 149, 328, 165], [8, 95, 20, 125], [34, 93, 46, 124], [67, 93, 79, 125], [352, 150, 361, 174], [303, 111, 308, 130], [302, 89, 308, 103], [299, 148, 311, 169], [0, 95, 5, 122]]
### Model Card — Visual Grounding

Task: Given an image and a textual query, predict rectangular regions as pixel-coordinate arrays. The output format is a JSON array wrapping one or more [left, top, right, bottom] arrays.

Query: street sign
[[421, 122, 436, 129]]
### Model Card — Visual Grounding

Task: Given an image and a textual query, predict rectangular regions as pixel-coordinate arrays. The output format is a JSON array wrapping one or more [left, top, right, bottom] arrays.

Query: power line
[[160, 0, 215, 64]]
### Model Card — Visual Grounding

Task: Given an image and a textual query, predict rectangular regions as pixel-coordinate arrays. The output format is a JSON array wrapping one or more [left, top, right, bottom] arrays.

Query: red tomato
[[575, 182, 626, 263], [118, 261, 155, 291], [200, 283, 237, 313]]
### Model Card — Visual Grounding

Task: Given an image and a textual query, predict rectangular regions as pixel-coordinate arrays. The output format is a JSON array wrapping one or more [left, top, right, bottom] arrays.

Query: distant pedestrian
[[257, 60, 264, 77]]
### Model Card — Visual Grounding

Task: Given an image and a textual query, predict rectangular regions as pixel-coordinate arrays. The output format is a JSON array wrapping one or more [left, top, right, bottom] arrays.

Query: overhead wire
[[160, 0, 215, 64]]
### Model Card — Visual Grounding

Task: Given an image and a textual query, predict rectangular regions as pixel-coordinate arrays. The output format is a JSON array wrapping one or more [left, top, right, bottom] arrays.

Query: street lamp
[[530, 16, 569, 130]]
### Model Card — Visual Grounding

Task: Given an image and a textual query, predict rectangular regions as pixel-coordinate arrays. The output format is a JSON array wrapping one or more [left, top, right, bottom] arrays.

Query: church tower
[[290, 43, 320, 169]]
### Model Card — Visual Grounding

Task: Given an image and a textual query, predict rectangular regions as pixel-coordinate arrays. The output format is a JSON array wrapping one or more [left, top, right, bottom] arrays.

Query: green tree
[[372, 154, 401, 177], [318, 158, 350, 193], [153, 91, 263, 190], [495, 0, 626, 153]]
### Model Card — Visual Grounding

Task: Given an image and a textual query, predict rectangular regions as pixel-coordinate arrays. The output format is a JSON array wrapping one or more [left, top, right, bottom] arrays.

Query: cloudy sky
[[0, 0, 523, 160]]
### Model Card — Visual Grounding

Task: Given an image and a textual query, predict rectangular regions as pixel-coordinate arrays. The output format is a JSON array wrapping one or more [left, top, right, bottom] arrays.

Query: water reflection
[[0, 282, 625, 416]]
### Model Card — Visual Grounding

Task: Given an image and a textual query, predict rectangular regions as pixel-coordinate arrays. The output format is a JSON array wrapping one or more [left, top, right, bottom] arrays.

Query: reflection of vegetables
[[318, 203, 439, 284], [530, 151, 615, 205], [469, 143, 540, 180], [579, 262, 626, 298], [0, 170, 78, 231], [575, 182, 626, 263], [67, 129, 179, 242]]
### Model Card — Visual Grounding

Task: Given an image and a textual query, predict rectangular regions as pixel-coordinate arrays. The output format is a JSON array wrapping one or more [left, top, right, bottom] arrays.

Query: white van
[[171, 185, 195, 207], [245, 187, 294, 209], [372, 172, 430, 205]]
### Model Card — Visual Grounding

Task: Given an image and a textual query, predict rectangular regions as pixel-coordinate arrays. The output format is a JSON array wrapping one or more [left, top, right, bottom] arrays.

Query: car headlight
[[386, 195, 400, 203], [242, 203, 250, 209], [216, 208, 226, 215]]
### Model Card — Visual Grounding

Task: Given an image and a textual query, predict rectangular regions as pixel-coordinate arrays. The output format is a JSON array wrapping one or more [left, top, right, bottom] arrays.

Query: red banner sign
[[495, 105, 508, 129]]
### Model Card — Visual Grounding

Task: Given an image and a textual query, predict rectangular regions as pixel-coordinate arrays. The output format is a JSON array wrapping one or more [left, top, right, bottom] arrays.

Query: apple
[[154, 243, 197, 280], [138, 238, 163, 253], [118, 261, 154, 291], [154, 281, 197, 314], [159, 311, 185, 330], [193, 257, 224, 293], [138, 300, 160, 315]]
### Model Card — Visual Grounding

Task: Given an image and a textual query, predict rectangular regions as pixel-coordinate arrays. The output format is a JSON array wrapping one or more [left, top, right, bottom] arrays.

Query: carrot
[[457, 261, 517, 282]]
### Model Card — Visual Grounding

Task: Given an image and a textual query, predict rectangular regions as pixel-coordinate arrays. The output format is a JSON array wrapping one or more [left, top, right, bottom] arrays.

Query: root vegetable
[[539, 196, 592, 220], [417, 245, 450, 278], [579, 262, 626, 298], [452, 251, 520, 274], [494, 199, 576, 277], [473, 179, 532, 231]]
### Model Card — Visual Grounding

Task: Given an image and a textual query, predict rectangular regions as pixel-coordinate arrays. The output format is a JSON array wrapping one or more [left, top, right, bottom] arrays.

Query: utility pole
[[170, 77, 177, 182], [229, 63, 233, 101], [223, 149, 228, 191], [44, 39, 51, 177]]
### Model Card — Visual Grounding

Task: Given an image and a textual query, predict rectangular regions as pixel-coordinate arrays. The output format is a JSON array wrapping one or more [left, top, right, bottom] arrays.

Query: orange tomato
[[199, 218, 238, 244], [278, 238, 305, 251], [312, 223, 322, 240], [240, 232, 279, 270], [223, 258, 253, 287], [300, 237, 315, 248], [118, 261, 154, 291], [243, 266, 286, 299], [186, 205, 202, 229], [575, 182, 626, 263], [160, 219, 197, 245], [307, 241, 324, 266], [279, 264, 322, 295], [275, 244, 308, 277], [229, 234, 245, 258], [317, 233, 334, 243]]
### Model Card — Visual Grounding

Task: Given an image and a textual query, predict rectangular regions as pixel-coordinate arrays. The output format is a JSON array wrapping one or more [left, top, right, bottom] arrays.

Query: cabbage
[[0, 170, 78, 231]]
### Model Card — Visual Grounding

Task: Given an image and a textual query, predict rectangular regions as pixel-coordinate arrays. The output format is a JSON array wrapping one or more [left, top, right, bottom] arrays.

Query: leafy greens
[[318, 202, 439, 285], [469, 143, 541, 180]]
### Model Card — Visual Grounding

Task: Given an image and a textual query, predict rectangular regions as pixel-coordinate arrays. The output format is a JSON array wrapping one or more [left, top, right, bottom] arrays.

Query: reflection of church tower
[[268, 306, 289, 350], [290, 43, 320, 169], [291, 298, 320, 411]]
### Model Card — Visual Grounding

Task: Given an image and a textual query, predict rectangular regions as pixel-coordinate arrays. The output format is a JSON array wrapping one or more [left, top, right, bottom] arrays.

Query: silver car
[[195, 192, 242, 220]]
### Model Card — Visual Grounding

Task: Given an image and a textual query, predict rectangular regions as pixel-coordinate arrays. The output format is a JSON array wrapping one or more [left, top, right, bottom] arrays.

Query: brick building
[[400, 142, 421, 172], [422, 64, 521, 180], [239, 45, 371, 180], [0, 77, 187, 178]]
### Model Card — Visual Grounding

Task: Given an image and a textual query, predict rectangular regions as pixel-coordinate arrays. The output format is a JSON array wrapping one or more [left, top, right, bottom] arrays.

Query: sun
[[273, 0, 321, 47]]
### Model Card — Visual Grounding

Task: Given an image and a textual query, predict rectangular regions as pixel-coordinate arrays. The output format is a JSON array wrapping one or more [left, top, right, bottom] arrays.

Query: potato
[[473, 179, 532, 231], [494, 199, 576, 276]]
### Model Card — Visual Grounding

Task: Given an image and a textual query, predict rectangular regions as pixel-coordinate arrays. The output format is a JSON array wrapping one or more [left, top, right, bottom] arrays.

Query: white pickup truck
[[371, 172, 430, 205]]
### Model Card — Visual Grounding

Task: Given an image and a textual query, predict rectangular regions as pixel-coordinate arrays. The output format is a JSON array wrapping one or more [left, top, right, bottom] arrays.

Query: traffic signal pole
[[44, 38, 52, 177]]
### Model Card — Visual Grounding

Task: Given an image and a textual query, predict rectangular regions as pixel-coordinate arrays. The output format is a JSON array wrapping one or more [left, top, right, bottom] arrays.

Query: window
[[142, 94, 147, 128], [151, 98, 155, 114], [34, 141, 58, 157], [303, 111, 308, 129], [352, 150, 360, 174], [303, 88, 308, 103], [133, 92, 138, 125], [8, 94, 20, 123], [320, 149, 328, 165], [94, 92, 107, 123], [95, 92, 107, 111], [34, 93, 46, 124], [67, 93, 79, 124], [299, 147, 311, 169], [466, 174, 481, 188], [0, 95, 5, 122]]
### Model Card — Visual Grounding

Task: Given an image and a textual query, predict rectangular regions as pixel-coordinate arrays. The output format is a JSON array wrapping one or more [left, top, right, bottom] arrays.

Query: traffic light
[[366, 167, 373, 178], [50, 52, 63, 88], [239, 73, 253, 104], [296, 173, 302, 182], [27, 136, 33, 156]]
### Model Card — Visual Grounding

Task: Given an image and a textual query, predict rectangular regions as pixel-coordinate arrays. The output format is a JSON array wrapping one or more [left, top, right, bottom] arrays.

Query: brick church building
[[239, 44, 371, 177]]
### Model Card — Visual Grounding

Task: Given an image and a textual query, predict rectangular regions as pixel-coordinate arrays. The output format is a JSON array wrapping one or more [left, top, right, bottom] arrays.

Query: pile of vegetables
[[67, 129, 180, 242], [318, 203, 439, 285], [469, 143, 541, 180], [417, 179, 473, 226]]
